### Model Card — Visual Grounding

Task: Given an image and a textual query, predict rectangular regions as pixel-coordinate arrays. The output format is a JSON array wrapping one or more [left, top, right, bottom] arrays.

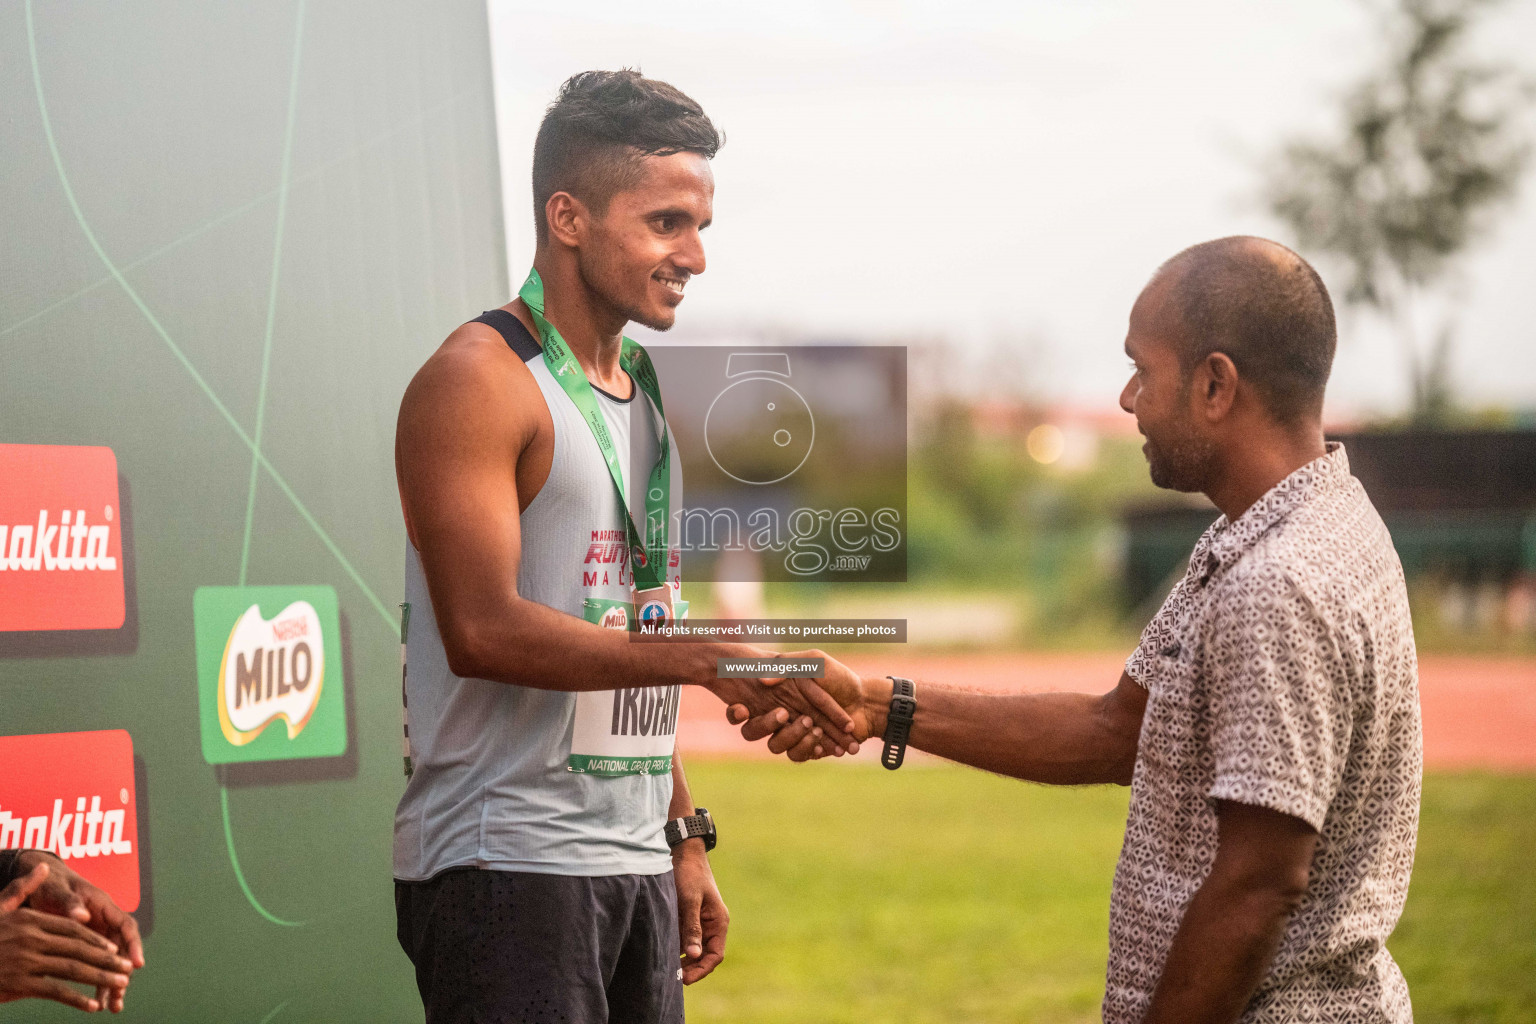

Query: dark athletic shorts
[[395, 867, 684, 1024]]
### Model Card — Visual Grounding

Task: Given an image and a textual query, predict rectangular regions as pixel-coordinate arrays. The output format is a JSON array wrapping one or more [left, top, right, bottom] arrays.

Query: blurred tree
[[1266, 0, 1531, 423]]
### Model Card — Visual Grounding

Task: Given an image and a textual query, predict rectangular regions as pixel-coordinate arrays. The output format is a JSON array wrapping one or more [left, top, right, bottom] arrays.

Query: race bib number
[[568, 597, 687, 776]]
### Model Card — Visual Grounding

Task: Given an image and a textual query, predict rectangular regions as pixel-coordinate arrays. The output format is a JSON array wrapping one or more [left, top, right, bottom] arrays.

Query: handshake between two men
[[705, 649, 875, 762], [707, 647, 1150, 787]]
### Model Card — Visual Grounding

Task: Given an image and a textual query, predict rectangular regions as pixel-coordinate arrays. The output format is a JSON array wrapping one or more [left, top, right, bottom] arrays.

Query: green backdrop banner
[[0, 0, 507, 1018]]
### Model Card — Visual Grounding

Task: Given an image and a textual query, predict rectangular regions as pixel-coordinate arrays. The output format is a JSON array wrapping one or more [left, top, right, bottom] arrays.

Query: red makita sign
[[0, 444, 125, 632], [0, 730, 140, 911]]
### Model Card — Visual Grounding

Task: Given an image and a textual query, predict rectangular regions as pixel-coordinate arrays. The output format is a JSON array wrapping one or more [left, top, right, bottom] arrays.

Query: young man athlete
[[391, 70, 856, 1024]]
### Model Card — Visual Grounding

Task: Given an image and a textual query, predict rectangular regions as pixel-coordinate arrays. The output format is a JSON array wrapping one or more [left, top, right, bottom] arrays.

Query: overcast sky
[[486, 0, 1536, 420]]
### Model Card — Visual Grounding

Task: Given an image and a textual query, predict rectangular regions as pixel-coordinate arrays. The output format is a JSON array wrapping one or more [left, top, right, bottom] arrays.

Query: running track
[[677, 653, 1536, 770]]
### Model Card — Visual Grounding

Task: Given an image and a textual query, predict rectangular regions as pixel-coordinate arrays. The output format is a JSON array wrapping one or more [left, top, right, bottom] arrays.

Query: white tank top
[[393, 310, 683, 880]]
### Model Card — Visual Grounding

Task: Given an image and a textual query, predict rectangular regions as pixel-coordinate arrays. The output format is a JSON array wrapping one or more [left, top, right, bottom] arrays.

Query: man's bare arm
[[1141, 801, 1318, 1023], [669, 754, 728, 983], [737, 662, 1147, 785], [884, 672, 1147, 784], [394, 331, 855, 739]]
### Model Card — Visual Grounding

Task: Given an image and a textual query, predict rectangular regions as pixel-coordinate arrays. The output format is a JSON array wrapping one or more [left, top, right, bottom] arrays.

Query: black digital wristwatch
[[881, 676, 917, 770], [664, 807, 717, 852]]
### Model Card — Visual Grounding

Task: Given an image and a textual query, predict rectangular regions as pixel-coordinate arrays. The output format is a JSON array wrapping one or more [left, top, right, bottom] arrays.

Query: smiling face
[[575, 151, 714, 332], [1119, 275, 1217, 493]]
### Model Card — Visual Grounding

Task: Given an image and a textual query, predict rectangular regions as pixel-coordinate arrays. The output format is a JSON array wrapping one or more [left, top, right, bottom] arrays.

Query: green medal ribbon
[[518, 268, 672, 591]]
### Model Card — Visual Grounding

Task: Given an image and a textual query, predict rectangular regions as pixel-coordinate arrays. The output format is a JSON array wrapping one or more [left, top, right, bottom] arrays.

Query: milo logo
[[217, 601, 324, 745], [583, 597, 633, 633], [194, 586, 347, 765]]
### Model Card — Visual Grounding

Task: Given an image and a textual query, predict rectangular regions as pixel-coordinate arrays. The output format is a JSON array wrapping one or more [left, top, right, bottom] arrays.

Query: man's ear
[[1200, 352, 1239, 423], [544, 191, 587, 249]]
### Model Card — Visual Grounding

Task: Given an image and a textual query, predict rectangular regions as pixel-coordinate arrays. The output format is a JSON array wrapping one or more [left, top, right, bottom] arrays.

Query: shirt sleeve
[[1124, 644, 1155, 690], [1203, 561, 1351, 831]]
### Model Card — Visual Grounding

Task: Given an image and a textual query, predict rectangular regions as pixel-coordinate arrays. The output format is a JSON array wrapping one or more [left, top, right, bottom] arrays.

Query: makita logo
[[0, 730, 140, 911], [0, 509, 117, 572], [0, 445, 125, 631], [0, 796, 134, 861]]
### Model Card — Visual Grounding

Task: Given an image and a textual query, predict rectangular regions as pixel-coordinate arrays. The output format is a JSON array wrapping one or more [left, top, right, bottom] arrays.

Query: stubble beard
[[577, 248, 676, 334], [1145, 428, 1217, 493], [632, 303, 677, 333]]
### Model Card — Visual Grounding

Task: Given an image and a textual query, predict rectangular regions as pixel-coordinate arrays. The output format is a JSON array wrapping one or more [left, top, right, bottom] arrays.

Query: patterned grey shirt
[[1106, 443, 1421, 1023]]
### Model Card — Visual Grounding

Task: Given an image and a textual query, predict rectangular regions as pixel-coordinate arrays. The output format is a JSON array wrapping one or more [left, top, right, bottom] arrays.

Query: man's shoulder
[[461, 306, 543, 362], [434, 317, 535, 374], [396, 321, 552, 466], [1211, 482, 1402, 640], [406, 323, 541, 412], [1246, 480, 1389, 579], [1208, 551, 1315, 621]]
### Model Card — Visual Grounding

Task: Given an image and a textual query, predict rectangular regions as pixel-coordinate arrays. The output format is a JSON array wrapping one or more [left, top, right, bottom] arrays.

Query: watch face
[[704, 376, 815, 485]]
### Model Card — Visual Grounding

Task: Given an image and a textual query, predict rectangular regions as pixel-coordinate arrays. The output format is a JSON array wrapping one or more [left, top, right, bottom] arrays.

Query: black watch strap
[[881, 676, 916, 770], [664, 808, 716, 852]]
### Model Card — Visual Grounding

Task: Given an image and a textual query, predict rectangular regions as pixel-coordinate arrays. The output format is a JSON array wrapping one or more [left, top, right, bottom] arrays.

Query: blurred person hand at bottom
[[14, 851, 145, 975], [0, 863, 136, 1013]]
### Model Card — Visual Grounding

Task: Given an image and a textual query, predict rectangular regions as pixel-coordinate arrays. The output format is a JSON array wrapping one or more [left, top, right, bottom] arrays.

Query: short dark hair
[[531, 69, 722, 242], [1157, 236, 1337, 424]]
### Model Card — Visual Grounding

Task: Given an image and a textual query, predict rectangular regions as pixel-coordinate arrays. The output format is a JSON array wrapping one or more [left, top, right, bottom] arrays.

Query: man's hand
[[672, 840, 727, 985], [709, 648, 863, 755], [725, 651, 883, 761], [0, 863, 135, 1013], [15, 851, 144, 1013]]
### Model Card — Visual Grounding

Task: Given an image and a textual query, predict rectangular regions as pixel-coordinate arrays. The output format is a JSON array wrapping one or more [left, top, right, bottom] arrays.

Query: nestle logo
[[270, 616, 309, 642], [0, 445, 126, 632]]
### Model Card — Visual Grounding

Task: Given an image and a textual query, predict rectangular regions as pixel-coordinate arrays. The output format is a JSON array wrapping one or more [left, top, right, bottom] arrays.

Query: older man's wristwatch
[[881, 676, 917, 770], [665, 808, 717, 852]]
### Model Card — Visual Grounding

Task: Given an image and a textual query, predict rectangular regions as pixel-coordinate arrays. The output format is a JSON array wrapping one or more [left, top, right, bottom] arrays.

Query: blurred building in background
[[1124, 428, 1536, 643]]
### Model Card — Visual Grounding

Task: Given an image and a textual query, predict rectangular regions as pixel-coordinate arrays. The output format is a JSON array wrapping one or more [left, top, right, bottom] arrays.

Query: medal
[[633, 585, 674, 631]]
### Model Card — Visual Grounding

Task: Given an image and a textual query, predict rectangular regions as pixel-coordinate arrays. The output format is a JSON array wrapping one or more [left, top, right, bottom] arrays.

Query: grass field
[[683, 760, 1536, 1023]]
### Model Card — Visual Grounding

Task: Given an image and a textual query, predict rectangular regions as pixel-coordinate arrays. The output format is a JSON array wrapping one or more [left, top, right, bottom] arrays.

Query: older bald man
[[736, 237, 1422, 1024]]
